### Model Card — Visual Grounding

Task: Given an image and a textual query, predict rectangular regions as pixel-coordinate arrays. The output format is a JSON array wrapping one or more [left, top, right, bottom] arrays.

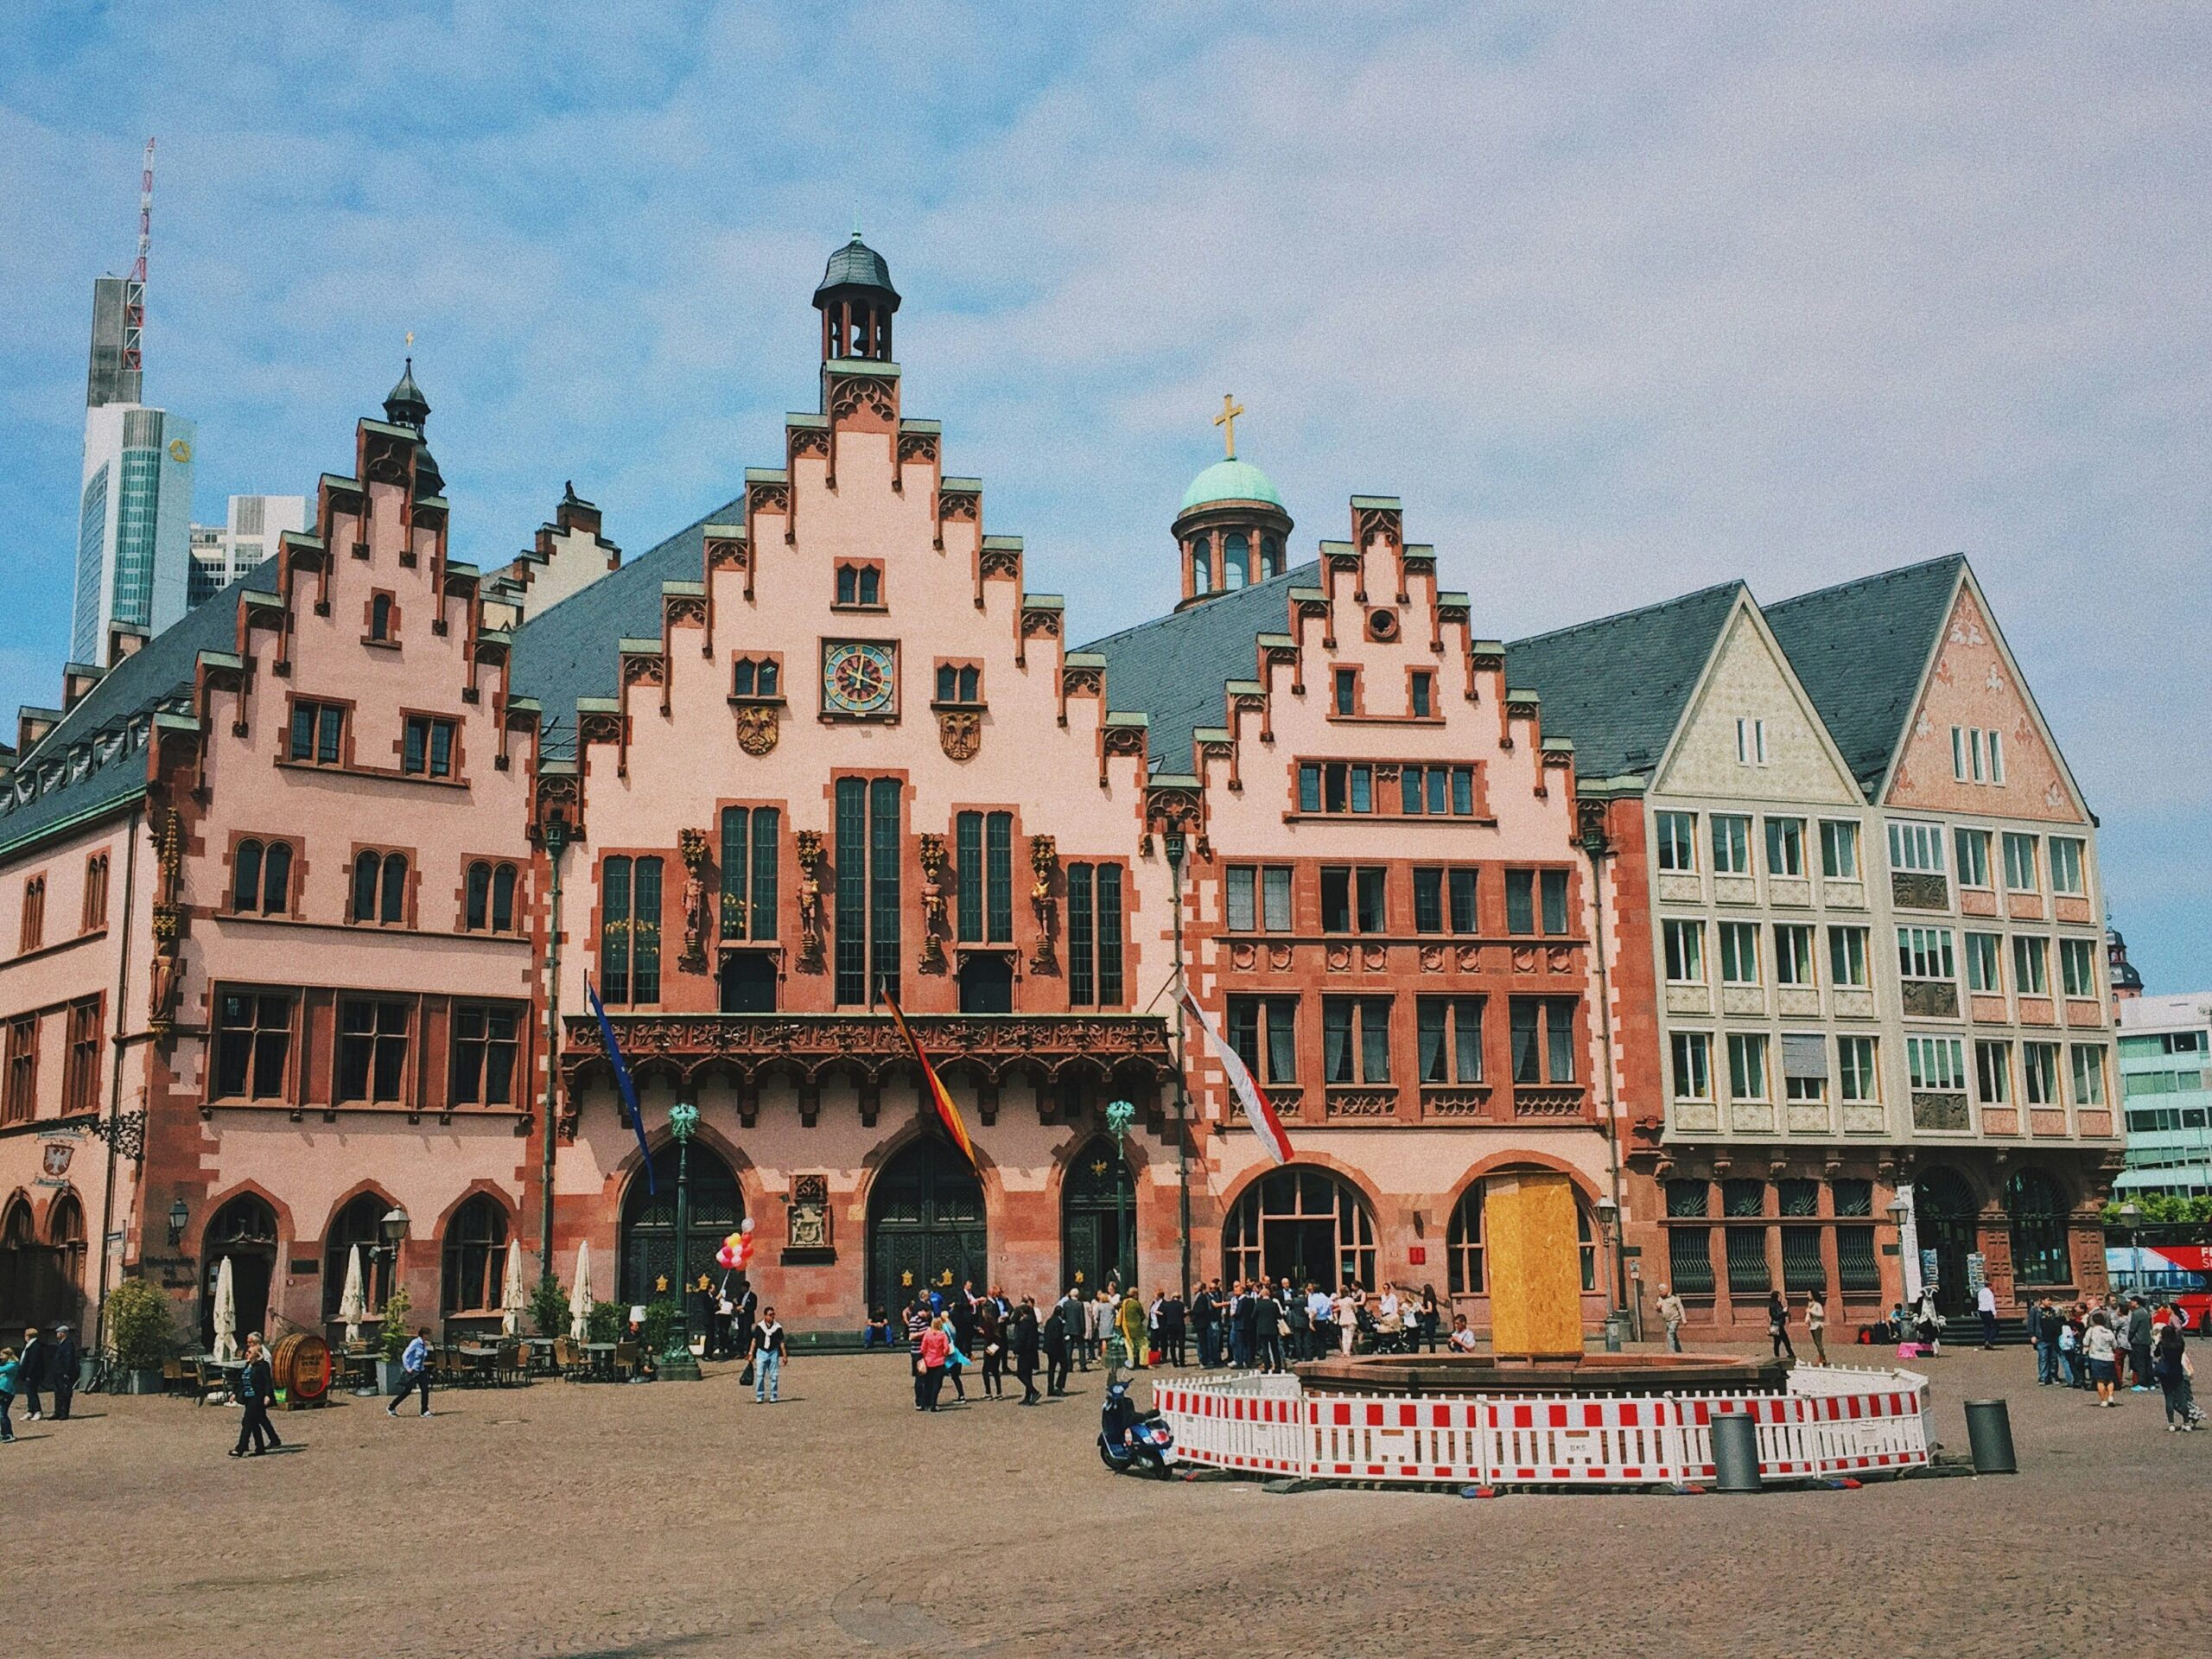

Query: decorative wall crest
[[829, 374, 898, 423], [734, 704, 780, 757], [937, 709, 981, 761], [790, 427, 830, 458]]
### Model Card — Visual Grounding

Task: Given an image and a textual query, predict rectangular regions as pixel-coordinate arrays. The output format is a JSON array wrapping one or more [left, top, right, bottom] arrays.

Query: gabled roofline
[[1951, 560, 2098, 824]]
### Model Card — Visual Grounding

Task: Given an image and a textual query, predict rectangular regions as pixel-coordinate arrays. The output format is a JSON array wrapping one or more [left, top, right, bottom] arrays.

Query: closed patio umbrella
[[340, 1244, 367, 1347], [569, 1241, 592, 1343], [212, 1255, 239, 1363], [501, 1237, 526, 1338]]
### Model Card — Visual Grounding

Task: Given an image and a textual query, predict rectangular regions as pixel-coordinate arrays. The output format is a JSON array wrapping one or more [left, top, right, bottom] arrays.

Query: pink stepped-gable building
[[0, 236, 2115, 1351]]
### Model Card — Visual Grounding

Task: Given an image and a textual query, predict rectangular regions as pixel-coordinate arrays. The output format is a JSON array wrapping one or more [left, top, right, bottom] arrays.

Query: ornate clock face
[[823, 640, 897, 718]]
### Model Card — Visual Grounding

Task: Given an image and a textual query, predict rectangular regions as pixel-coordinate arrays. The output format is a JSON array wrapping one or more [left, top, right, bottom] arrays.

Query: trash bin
[[1603, 1314, 1626, 1352], [1963, 1398, 2017, 1474], [1711, 1409, 1762, 1492]]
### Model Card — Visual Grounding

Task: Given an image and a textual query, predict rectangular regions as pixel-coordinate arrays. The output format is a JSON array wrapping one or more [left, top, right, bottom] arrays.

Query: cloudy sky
[[3, 3, 2207, 983]]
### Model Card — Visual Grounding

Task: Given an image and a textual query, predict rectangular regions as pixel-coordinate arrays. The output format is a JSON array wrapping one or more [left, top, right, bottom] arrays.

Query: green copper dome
[[1179, 458, 1283, 514]]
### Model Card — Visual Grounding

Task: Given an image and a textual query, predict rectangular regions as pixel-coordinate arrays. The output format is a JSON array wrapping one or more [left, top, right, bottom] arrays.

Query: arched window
[[322, 1192, 395, 1319], [262, 842, 290, 913], [46, 1191, 86, 1304], [466, 862, 491, 931], [1224, 1167, 1376, 1290], [370, 593, 392, 641], [2005, 1168, 2069, 1286], [1261, 534, 1283, 579], [380, 854, 407, 924], [353, 852, 379, 923], [492, 865, 517, 934], [1189, 537, 1211, 594], [1447, 1177, 1598, 1295], [1223, 533, 1249, 590], [233, 841, 264, 911], [441, 1194, 509, 1315]]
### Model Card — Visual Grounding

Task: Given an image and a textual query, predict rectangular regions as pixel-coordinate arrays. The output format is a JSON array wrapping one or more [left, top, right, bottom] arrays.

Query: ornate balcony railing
[[560, 1010, 1174, 1133]]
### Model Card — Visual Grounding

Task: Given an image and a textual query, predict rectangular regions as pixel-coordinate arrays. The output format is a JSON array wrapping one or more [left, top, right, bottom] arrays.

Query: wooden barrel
[[272, 1332, 331, 1408]]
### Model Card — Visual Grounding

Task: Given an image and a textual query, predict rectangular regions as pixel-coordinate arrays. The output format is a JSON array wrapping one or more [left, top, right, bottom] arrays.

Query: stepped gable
[[0, 558, 272, 856], [1503, 581, 1744, 782], [1079, 560, 1318, 777], [1762, 553, 1965, 796], [507, 496, 742, 762]]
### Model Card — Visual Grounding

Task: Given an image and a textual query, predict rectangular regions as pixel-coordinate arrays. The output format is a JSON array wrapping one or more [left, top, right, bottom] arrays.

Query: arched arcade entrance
[[1062, 1135, 1135, 1294], [620, 1141, 745, 1306], [869, 1136, 986, 1317], [1223, 1166, 1376, 1292], [201, 1194, 279, 1351], [1915, 1167, 1978, 1317]]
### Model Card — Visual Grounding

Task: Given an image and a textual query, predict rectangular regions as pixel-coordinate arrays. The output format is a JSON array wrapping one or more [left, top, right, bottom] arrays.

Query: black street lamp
[[1105, 1097, 1136, 1290], [662, 1101, 702, 1380]]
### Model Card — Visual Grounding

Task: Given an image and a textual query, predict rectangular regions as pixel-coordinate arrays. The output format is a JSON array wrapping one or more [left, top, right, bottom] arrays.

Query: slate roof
[[1764, 553, 1963, 794], [507, 494, 742, 762], [0, 560, 270, 857], [815, 235, 898, 302], [1079, 563, 1318, 776], [1503, 582, 1745, 781]]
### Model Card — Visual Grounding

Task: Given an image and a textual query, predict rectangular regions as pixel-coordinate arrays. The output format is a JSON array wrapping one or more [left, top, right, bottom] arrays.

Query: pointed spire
[[384, 355, 429, 431]]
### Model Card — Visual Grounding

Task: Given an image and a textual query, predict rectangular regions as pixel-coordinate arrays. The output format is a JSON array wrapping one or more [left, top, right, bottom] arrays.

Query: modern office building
[[2114, 992, 2212, 1198], [73, 402, 195, 665]]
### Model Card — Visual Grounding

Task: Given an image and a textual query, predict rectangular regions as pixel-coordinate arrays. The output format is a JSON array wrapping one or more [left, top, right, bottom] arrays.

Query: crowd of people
[[889, 1275, 1459, 1410], [2024, 1294, 2202, 1427]]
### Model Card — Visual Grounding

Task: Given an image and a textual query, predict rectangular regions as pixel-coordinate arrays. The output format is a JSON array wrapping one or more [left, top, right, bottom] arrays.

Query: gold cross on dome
[[405, 330, 414, 350], [1214, 392, 1243, 459]]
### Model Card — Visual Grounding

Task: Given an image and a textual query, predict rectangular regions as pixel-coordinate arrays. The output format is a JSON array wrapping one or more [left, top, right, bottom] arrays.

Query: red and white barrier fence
[[1151, 1364, 1931, 1488]]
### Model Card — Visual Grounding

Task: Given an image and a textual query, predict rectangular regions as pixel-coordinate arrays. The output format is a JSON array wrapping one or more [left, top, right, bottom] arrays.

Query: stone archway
[[1915, 1166, 1978, 1317], [201, 1194, 279, 1351], [619, 1141, 744, 1306], [868, 1136, 986, 1319], [1061, 1135, 1135, 1296], [1223, 1166, 1376, 1292]]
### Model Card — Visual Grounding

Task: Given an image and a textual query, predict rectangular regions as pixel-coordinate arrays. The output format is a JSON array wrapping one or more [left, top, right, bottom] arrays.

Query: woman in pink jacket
[[915, 1316, 952, 1412]]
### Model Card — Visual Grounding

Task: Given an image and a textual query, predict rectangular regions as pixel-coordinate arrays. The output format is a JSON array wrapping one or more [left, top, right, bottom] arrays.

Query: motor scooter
[[1097, 1377, 1175, 1475]]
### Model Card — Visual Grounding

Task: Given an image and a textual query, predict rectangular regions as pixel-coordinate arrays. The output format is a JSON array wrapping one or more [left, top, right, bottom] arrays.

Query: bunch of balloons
[[715, 1217, 756, 1273]]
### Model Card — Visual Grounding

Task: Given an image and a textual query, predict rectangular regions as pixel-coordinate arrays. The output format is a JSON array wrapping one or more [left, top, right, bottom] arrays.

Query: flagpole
[[1164, 827, 1192, 1302]]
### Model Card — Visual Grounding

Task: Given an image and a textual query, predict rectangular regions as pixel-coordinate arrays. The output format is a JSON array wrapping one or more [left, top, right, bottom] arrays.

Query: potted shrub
[[529, 1274, 569, 1339], [586, 1300, 624, 1345], [375, 1286, 412, 1395], [105, 1277, 175, 1394]]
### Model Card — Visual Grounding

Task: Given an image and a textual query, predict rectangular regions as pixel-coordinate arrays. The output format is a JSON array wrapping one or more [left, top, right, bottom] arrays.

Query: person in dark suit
[[1012, 1297, 1042, 1405], [1042, 1294, 1072, 1395], [46, 1325, 79, 1421], [229, 1332, 281, 1458], [17, 1327, 47, 1421]]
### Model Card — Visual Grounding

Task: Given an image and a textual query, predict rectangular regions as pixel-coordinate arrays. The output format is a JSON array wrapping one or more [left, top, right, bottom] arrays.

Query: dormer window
[[835, 563, 883, 608], [934, 662, 982, 706], [732, 657, 782, 700]]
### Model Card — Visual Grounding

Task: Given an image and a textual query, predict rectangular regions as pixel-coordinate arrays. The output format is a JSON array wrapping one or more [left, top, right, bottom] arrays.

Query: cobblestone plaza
[[3, 1348, 2203, 1658]]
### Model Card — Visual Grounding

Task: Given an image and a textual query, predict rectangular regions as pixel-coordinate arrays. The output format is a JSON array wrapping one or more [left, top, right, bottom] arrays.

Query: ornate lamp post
[[663, 1101, 702, 1380], [2116, 1199, 2144, 1294], [1105, 1097, 1136, 1290], [1161, 825, 1192, 1301]]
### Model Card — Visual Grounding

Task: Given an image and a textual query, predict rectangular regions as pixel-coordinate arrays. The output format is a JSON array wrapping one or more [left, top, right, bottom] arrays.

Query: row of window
[[728, 657, 987, 708], [1663, 1176, 1884, 1295], [286, 701, 460, 780], [0, 997, 105, 1125], [1295, 760, 1478, 817], [1665, 918, 1871, 988], [1329, 667, 1440, 720], [210, 988, 522, 1108], [2126, 1105, 2209, 1134], [1656, 810, 1859, 880], [310, 1191, 515, 1319], [1669, 1028, 2109, 1112], [221, 839, 522, 936], [1888, 821, 2088, 897], [605, 789, 1128, 1009], [1224, 863, 1571, 938], [1897, 925, 2100, 998], [10, 855, 111, 956], [1226, 993, 1580, 1088]]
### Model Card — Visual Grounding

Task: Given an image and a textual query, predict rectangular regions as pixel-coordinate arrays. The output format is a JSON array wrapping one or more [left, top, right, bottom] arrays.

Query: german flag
[[884, 994, 978, 1169]]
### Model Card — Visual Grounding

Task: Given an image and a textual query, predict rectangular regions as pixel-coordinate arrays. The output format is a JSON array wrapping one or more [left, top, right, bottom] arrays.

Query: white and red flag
[[1181, 988, 1293, 1166]]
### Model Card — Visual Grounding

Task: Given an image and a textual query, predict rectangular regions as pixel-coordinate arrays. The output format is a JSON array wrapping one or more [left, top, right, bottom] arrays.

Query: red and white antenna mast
[[122, 137, 154, 375]]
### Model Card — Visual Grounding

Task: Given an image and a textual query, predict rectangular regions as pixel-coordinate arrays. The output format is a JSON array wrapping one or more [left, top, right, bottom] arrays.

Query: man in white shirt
[[1976, 1281, 2000, 1349]]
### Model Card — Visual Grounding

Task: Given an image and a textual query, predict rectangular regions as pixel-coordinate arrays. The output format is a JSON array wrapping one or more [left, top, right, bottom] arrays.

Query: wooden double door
[[868, 1137, 987, 1317]]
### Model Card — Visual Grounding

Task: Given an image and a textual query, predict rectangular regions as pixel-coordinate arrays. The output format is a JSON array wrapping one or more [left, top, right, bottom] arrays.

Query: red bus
[[2105, 1244, 2212, 1330]]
